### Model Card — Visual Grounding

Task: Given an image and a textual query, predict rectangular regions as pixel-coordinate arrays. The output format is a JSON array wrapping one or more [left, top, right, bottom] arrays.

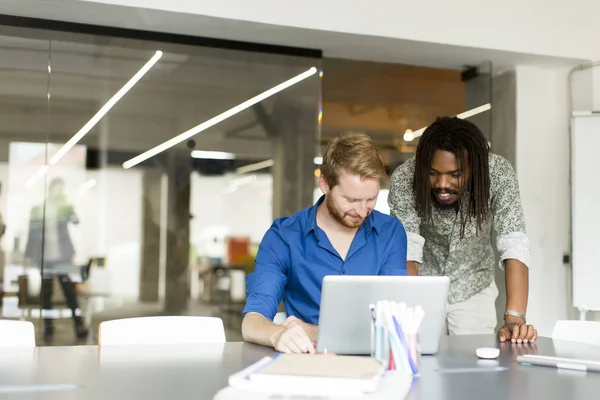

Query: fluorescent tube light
[[26, 51, 163, 187], [122, 66, 318, 169], [191, 150, 235, 160], [50, 51, 163, 165], [456, 103, 491, 120], [406, 103, 492, 142], [236, 159, 275, 174], [236, 156, 322, 175], [78, 178, 97, 195], [25, 165, 48, 188]]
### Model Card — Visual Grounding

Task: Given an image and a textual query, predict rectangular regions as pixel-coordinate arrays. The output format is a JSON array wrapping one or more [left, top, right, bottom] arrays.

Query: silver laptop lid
[[316, 275, 450, 355]]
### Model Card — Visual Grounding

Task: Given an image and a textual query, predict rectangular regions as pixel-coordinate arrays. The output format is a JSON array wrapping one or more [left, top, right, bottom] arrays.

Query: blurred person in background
[[26, 177, 88, 340]]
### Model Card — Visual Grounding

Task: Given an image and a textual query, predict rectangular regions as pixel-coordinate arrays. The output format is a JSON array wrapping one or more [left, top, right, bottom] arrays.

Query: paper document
[[227, 354, 387, 397], [257, 353, 384, 379], [217, 369, 412, 400]]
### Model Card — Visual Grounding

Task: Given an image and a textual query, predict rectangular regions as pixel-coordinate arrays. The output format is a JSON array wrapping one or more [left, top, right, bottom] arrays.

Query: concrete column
[[488, 70, 517, 329], [462, 63, 492, 142], [139, 168, 162, 302], [269, 97, 319, 218], [164, 151, 191, 314], [491, 66, 572, 335], [463, 64, 505, 329], [513, 66, 570, 334]]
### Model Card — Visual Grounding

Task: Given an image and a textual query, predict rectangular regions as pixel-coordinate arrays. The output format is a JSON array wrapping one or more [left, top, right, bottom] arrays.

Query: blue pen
[[392, 315, 419, 375]]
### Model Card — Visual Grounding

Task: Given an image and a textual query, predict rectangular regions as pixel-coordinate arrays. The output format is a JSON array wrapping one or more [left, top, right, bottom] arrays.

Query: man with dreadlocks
[[388, 116, 537, 344]]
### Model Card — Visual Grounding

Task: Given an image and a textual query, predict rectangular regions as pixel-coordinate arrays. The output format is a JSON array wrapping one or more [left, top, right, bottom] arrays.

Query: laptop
[[316, 275, 450, 355]]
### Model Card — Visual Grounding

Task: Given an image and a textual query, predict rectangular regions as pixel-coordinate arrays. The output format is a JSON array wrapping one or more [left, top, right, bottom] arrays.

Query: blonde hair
[[320, 131, 386, 188]]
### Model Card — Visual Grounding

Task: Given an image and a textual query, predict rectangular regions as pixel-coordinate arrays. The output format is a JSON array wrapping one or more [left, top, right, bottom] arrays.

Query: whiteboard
[[571, 114, 600, 311]]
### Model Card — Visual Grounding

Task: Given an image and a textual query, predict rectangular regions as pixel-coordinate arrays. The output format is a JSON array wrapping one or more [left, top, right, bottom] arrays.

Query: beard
[[431, 188, 460, 210], [325, 194, 369, 229]]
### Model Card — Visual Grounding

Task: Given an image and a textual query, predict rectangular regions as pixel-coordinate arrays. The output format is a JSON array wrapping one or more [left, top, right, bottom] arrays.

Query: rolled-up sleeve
[[242, 224, 289, 320], [491, 155, 530, 269], [388, 158, 424, 263], [406, 232, 425, 264]]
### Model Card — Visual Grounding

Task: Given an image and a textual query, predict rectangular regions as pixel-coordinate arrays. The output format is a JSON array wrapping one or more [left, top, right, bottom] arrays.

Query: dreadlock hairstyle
[[413, 116, 490, 238]]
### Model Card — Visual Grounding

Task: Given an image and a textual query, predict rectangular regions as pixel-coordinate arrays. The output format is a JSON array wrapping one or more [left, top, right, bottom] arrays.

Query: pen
[[369, 303, 376, 323], [369, 303, 376, 358], [383, 301, 410, 373], [436, 366, 509, 374], [392, 315, 419, 375], [0, 384, 84, 393]]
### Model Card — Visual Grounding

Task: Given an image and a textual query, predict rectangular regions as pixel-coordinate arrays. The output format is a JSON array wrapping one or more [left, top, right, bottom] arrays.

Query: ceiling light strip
[[236, 159, 275, 174], [49, 50, 163, 166], [191, 150, 236, 160], [409, 103, 492, 141], [122, 66, 318, 169]]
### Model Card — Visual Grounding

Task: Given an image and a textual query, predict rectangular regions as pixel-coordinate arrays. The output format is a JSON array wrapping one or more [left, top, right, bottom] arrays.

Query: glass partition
[[0, 26, 51, 337], [0, 24, 321, 345], [0, 22, 492, 346]]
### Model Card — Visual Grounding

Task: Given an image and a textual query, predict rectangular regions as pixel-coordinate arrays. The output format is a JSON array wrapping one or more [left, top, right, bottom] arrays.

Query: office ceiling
[[0, 30, 468, 169]]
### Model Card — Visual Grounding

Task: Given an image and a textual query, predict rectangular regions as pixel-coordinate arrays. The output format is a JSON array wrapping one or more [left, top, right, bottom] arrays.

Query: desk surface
[[0, 335, 599, 399]]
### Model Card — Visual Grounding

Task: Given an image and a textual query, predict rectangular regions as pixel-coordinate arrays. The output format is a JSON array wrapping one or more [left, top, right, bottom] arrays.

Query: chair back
[[99, 316, 226, 345]]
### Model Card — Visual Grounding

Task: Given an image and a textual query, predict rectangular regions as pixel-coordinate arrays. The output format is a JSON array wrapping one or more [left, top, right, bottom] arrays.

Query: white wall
[[76, 168, 143, 298], [74, 171, 277, 297], [570, 66, 600, 112], [514, 66, 571, 335], [190, 173, 273, 261], [78, 0, 600, 61]]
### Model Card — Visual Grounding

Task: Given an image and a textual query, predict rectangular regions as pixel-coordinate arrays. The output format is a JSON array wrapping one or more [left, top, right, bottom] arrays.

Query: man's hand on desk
[[270, 316, 317, 354], [498, 315, 537, 344]]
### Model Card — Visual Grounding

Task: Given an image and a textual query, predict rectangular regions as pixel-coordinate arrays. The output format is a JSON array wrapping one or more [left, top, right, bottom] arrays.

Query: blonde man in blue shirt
[[242, 132, 408, 353]]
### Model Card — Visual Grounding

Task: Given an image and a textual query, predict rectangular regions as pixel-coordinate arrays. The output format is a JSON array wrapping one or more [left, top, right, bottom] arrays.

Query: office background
[[0, 14, 492, 345], [0, 0, 597, 344]]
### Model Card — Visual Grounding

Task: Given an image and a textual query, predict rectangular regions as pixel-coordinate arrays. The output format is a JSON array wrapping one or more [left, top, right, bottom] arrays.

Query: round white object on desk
[[476, 347, 500, 359]]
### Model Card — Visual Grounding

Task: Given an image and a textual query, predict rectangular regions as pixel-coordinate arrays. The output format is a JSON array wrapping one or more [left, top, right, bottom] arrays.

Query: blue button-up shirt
[[243, 195, 408, 325]]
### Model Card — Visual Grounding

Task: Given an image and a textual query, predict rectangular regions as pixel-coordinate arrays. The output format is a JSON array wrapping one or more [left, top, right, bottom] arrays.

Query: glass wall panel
[[0, 22, 492, 346], [0, 24, 321, 345], [0, 26, 51, 342]]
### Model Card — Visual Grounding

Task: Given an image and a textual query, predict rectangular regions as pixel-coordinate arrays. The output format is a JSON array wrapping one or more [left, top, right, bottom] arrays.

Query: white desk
[[0, 336, 599, 399]]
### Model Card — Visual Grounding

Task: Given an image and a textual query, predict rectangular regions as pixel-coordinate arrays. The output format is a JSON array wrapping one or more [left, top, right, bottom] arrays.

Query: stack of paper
[[227, 353, 386, 397]]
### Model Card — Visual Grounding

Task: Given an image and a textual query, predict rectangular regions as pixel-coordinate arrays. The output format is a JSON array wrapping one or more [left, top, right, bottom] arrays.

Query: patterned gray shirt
[[388, 153, 530, 304]]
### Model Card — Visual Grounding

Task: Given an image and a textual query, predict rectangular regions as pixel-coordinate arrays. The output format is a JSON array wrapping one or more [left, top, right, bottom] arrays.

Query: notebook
[[229, 354, 386, 396]]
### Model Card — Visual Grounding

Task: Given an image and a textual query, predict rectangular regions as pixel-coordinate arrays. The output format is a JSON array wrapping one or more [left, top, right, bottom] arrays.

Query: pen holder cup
[[370, 302, 423, 376]]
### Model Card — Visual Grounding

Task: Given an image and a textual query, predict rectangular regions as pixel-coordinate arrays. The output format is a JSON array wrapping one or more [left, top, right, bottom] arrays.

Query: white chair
[[99, 316, 226, 345], [0, 320, 36, 347], [552, 320, 600, 346]]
